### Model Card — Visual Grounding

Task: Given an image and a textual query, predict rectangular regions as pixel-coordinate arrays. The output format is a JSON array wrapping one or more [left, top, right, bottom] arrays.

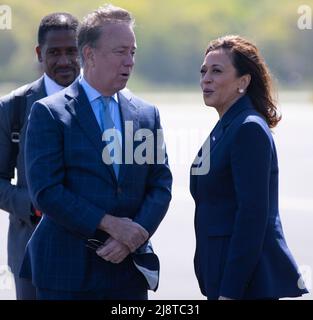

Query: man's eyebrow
[[114, 45, 137, 49], [47, 46, 77, 50]]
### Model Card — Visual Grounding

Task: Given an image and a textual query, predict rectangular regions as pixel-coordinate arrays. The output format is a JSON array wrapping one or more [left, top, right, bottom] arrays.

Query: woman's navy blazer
[[190, 95, 308, 299]]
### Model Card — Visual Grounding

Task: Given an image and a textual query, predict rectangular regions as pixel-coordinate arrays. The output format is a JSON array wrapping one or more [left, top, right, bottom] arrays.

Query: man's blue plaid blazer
[[20, 80, 172, 292]]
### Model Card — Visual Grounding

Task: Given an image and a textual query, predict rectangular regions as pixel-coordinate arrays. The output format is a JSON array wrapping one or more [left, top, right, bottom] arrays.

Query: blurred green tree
[[0, 0, 312, 89]]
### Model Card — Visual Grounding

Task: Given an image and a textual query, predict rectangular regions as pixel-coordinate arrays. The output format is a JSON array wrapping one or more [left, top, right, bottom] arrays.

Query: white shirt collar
[[79, 76, 118, 104], [43, 73, 65, 96]]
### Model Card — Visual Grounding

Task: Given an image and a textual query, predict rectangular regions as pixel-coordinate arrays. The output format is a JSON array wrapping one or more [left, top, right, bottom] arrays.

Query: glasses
[[85, 238, 104, 251]]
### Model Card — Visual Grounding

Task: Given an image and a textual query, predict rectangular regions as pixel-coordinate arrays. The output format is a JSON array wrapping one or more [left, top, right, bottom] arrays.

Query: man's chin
[[116, 81, 128, 92], [54, 74, 78, 87], [53, 72, 78, 87]]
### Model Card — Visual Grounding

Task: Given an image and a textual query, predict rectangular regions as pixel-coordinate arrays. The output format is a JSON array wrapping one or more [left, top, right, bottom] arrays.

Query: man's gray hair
[[78, 4, 135, 65]]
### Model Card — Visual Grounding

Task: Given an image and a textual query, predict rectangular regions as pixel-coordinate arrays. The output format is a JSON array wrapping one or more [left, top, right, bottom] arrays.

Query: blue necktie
[[99, 96, 120, 177], [100, 96, 115, 131]]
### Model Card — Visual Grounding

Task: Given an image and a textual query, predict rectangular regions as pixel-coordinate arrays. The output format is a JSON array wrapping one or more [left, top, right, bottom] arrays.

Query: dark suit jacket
[[190, 95, 308, 299], [21, 81, 172, 292], [0, 77, 46, 276]]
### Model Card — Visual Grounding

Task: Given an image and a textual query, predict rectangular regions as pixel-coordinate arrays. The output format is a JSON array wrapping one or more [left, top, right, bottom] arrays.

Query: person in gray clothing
[[0, 12, 80, 299]]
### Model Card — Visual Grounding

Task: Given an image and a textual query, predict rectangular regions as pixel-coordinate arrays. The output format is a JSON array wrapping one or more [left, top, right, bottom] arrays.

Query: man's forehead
[[43, 29, 77, 44], [41, 36, 76, 51], [100, 23, 135, 43]]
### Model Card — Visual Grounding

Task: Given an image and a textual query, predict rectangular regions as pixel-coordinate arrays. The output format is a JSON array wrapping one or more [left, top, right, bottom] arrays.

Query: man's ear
[[36, 46, 43, 63], [83, 45, 95, 67]]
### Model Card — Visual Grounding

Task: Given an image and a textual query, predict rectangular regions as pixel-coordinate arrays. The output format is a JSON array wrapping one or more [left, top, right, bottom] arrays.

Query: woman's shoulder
[[233, 112, 274, 149], [228, 106, 270, 134], [243, 113, 270, 133]]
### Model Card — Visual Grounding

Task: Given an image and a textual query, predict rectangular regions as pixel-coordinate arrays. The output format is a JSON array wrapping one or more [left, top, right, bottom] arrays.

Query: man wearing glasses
[[20, 5, 172, 300]]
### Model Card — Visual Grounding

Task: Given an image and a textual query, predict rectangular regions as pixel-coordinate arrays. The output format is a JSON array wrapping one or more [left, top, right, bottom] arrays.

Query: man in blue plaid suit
[[20, 5, 172, 300]]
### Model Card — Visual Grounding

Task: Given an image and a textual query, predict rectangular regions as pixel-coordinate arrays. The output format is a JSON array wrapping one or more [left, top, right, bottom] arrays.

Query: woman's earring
[[238, 88, 244, 93]]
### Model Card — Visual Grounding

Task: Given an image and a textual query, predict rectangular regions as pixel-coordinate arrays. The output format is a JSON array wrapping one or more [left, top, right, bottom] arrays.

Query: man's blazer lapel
[[117, 89, 139, 184], [65, 82, 116, 181], [25, 76, 47, 118]]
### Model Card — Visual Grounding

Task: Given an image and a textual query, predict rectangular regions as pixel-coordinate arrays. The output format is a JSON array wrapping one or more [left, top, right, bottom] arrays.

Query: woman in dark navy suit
[[190, 35, 308, 300]]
